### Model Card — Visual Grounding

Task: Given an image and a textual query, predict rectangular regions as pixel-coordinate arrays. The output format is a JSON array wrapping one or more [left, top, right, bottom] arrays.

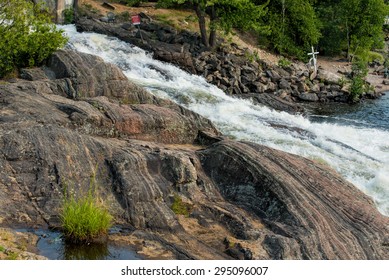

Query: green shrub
[[367, 51, 384, 64], [60, 176, 112, 244], [278, 57, 292, 68], [63, 7, 75, 24], [350, 75, 365, 101], [349, 56, 369, 101], [0, 0, 68, 78]]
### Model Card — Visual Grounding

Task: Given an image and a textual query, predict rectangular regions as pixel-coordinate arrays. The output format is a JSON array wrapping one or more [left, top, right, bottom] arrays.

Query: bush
[[367, 51, 384, 64], [278, 57, 292, 68], [0, 0, 67, 78], [350, 57, 369, 101], [350, 75, 365, 101], [63, 7, 75, 24], [60, 176, 112, 244]]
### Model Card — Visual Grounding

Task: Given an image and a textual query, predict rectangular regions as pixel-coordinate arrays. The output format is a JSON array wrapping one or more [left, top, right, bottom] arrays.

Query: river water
[[60, 25, 389, 216]]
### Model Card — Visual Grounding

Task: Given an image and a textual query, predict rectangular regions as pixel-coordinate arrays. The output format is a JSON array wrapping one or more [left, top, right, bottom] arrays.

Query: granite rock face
[[0, 50, 388, 259], [199, 140, 389, 259]]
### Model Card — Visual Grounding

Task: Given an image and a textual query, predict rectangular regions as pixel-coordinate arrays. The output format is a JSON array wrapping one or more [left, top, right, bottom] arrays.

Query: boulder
[[317, 69, 342, 85], [278, 78, 290, 90], [265, 82, 277, 93], [310, 83, 321, 93], [297, 81, 309, 93], [298, 92, 319, 102]]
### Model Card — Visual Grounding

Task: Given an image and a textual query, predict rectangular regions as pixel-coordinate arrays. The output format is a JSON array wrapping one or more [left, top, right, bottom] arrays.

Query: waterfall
[[61, 25, 389, 216]]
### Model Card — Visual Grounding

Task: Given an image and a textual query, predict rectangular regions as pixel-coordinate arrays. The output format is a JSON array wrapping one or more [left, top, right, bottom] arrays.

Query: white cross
[[308, 46, 319, 75]]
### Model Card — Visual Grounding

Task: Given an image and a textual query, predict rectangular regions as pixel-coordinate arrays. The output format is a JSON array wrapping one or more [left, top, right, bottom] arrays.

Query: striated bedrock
[[0, 50, 388, 259]]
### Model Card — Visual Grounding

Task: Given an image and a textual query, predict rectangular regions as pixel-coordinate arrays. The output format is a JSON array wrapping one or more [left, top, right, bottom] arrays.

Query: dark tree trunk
[[194, 4, 209, 48], [208, 6, 217, 48]]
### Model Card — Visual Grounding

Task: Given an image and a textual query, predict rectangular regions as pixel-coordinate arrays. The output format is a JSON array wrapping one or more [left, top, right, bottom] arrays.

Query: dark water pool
[[305, 93, 389, 131], [19, 228, 141, 260]]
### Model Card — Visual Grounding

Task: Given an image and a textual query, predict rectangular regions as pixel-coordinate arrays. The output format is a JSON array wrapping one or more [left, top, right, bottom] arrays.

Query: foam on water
[[61, 25, 389, 216]]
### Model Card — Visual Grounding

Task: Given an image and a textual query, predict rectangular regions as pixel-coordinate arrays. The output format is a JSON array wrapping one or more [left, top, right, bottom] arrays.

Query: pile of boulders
[[193, 48, 354, 104]]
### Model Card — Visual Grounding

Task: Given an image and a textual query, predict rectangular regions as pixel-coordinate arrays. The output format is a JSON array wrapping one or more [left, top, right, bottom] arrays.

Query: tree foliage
[[317, 0, 388, 58], [252, 0, 388, 59], [0, 0, 68, 78], [155, 0, 387, 59], [158, 0, 268, 48], [255, 0, 321, 59]]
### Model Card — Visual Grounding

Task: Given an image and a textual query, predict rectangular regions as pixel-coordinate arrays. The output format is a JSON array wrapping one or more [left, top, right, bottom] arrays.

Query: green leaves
[[158, 0, 268, 47], [256, 0, 321, 59], [157, 0, 387, 58], [317, 0, 388, 57], [0, 0, 68, 78], [212, 0, 268, 32]]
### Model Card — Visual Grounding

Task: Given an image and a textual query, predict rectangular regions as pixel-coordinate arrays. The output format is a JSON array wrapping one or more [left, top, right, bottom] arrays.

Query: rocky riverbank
[[0, 50, 388, 259], [73, 6, 385, 115]]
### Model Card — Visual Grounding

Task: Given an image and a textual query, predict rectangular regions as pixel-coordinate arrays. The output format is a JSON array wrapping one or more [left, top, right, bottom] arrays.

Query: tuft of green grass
[[0, 245, 5, 252], [60, 173, 112, 244], [61, 195, 112, 243]]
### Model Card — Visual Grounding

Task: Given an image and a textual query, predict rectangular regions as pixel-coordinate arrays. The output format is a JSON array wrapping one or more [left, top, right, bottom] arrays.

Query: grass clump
[[0, 245, 5, 252], [278, 57, 292, 68], [60, 175, 112, 244], [171, 194, 192, 217]]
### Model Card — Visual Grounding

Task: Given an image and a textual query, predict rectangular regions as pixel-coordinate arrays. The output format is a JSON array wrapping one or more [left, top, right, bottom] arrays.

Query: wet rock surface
[[0, 50, 388, 259]]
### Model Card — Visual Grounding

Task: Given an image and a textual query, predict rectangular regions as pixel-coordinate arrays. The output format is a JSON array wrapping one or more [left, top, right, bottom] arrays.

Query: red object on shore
[[132, 15, 141, 25]]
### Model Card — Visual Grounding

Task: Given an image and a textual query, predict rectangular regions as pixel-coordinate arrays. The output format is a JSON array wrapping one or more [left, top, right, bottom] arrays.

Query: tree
[[158, 0, 268, 48], [0, 0, 68, 77], [317, 0, 388, 58], [254, 0, 321, 59]]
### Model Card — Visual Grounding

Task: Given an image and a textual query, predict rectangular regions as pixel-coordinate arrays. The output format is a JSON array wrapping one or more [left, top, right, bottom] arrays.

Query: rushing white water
[[61, 25, 389, 216]]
